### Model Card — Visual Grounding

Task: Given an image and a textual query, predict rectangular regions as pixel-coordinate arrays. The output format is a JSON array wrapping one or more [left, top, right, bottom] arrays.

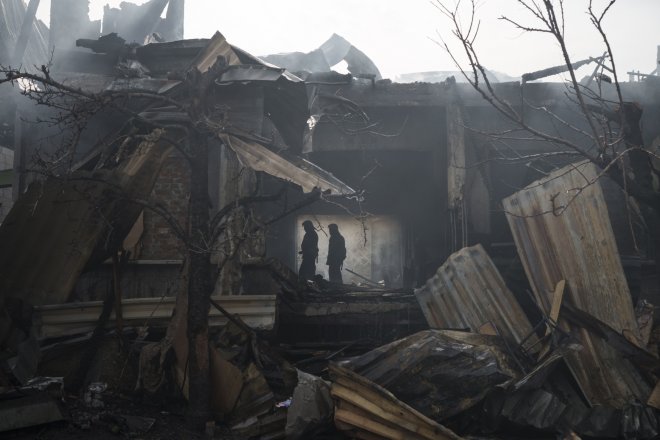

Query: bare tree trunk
[[186, 133, 212, 431]]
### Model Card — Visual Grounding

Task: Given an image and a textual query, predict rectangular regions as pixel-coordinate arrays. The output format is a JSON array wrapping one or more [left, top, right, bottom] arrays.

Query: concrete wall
[[0, 146, 13, 223]]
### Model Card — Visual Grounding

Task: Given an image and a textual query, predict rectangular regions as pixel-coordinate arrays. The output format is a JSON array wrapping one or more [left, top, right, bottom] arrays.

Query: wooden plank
[[446, 85, 466, 211], [329, 364, 463, 440], [336, 409, 428, 440], [478, 322, 498, 336], [538, 279, 566, 359], [11, 0, 40, 65], [210, 347, 243, 418], [332, 384, 438, 440], [647, 382, 660, 410], [333, 377, 434, 430], [547, 279, 566, 326]]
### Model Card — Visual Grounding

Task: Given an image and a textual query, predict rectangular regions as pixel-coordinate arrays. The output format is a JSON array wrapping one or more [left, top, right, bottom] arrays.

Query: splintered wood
[[330, 364, 463, 440]]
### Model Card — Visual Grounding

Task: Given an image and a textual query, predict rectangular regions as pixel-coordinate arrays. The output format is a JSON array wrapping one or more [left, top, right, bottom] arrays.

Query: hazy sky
[[35, 0, 660, 80]]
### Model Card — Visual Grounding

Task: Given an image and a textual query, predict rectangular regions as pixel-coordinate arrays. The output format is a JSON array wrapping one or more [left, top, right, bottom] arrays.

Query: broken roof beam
[[502, 160, 651, 407], [0, 0, 49, 68], [522, 55, 602, 83]]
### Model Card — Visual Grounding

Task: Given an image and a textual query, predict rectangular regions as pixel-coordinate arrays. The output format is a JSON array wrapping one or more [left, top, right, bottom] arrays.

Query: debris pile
[[1, 157, 658, 439], [0, 1, 659, 439]]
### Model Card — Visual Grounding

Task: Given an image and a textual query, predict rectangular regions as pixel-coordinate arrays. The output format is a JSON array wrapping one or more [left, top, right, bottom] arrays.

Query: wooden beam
[[11, 0, 40, 66]]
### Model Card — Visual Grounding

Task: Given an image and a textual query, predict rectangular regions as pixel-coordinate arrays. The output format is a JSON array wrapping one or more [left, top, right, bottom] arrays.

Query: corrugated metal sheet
[[220, 134, 355, 195], [415, 244, 536, 348], [502, 161, 650, 407], [34, 294, 277, 338], [0, 130, 170, 305]]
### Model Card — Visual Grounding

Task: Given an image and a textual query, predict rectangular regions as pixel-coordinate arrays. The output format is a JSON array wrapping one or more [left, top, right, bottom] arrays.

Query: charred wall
[[260, 146, 448, 287]]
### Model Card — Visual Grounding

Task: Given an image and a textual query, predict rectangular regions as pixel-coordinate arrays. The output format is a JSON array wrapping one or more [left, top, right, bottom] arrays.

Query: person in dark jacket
[[298, 220, 318, 281], [326, 223, 346, 284]]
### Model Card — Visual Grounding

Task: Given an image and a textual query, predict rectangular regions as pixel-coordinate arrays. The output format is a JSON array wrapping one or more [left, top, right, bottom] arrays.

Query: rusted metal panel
[[415, 244, 536, 347], [446, 86, 465, 212], [502, 161, 650, 407], [0, 0, 50, 69]]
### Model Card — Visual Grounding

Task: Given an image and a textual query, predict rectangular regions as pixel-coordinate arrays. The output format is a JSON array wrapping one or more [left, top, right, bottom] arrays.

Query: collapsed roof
[[261, 33, 382, 80]]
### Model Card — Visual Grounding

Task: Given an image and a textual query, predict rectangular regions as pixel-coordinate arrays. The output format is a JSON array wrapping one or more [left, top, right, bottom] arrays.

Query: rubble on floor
[[329, 364, 463, 440], [0, 392, 64, 433], [2, 163, 660, 439], [335, 329, 521, 422], [0, 3, 658, 433], [415, 243, 537, 348]]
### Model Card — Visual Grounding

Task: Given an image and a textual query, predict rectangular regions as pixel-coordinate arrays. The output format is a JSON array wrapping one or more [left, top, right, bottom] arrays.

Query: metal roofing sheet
[[0, 131, 170, 305], [220, 134, 355, 196], [415, 244, 536, 348], [502, 160, 650, 407]]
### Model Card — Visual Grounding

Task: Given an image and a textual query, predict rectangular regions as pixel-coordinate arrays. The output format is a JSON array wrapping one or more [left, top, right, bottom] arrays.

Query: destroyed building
[[0, 0, 660, 439]]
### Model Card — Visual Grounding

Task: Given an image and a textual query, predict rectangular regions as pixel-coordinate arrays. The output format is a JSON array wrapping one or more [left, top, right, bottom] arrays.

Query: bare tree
[[0, 57, 329, 430], [434, 0, 659, 259]]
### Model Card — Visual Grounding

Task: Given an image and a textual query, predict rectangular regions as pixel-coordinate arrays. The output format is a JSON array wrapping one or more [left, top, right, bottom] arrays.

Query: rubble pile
[[0, 1, 659, 439], [1, 160, 659, 439]]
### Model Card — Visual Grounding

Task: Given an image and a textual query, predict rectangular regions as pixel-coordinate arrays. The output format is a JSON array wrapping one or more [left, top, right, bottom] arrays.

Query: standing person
[[326, 223, 346, 284], [298, 220, 318, 281]]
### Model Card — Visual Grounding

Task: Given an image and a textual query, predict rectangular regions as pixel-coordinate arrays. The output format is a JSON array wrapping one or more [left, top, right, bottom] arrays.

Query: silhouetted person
[[326, 223, 346, 284], [299, 220, 318, 281]]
